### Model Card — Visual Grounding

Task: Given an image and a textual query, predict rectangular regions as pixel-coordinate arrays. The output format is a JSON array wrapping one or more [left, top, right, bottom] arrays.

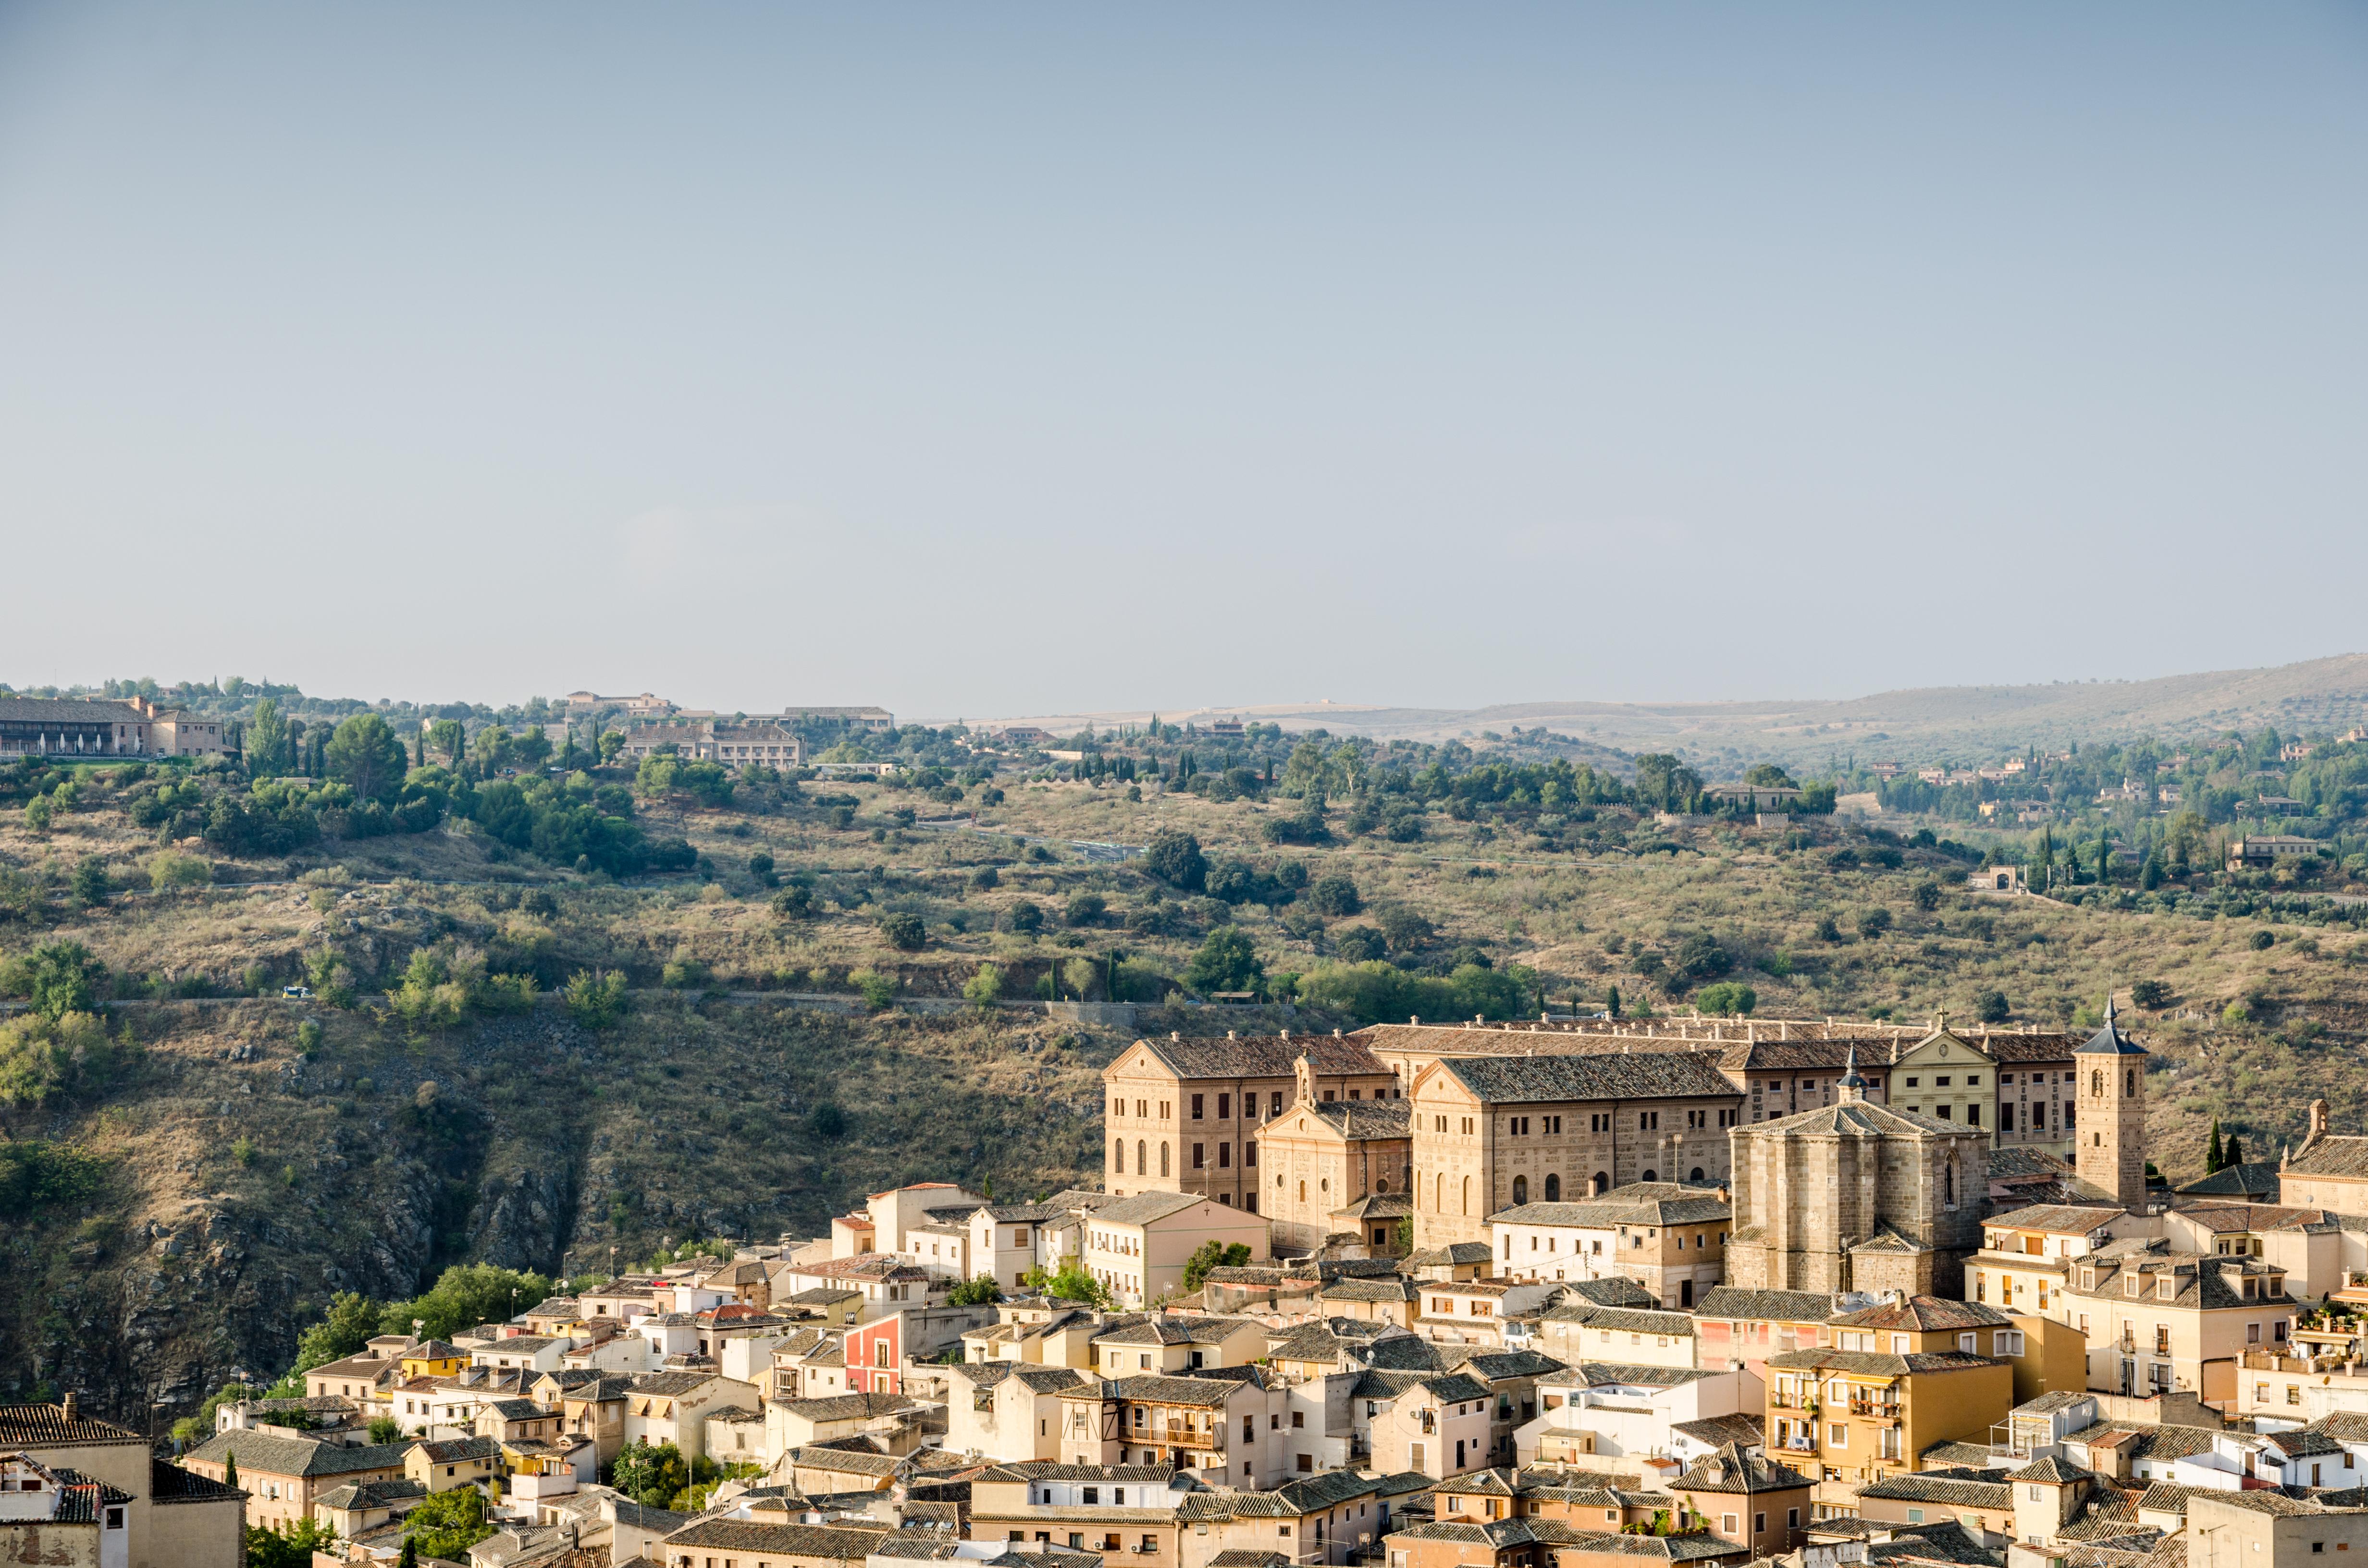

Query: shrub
[[1143, 829, 1207, 891], [24, 941, 106, 1020], [0, 1139, 107, 1209], [1064, 892, 1106, 927], [996, 899, 1044, 935], [2251, 930, 2277, 951], [1332, 926, 1388, 963], [968, 865, 1000, 890], [2131, 979, 2171, 1008], [1857, 907, 1893, 939], [1911, 880, 1942, 911], [1184, 928, 1264, 994], [878, 911, 926, 951], [811, 1102, 848, 1137], [563, 970, 629, 1028], [296, 1020, 323, 1052], [149, 851, 212, 892], [232, 1137, 258, 1167], [661, 959, 708, 989], [69, 859, 109, 906], [963, 964, 1004, 1006], [747, 851, 775, 884], [947, 1274, 1003, 1306], [769, 885, 813, 918], [850, 968, 896, 1010], [1308, 872, 1362, 918], [1976, 990, 2011, 1024], [1695, 981, 1756, 1017]]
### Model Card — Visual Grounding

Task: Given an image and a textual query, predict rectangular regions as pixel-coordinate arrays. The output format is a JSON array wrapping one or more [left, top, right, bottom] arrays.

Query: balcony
[[1146, 1424, 1216, 1449], [1848, 1400, 1900, 1421]]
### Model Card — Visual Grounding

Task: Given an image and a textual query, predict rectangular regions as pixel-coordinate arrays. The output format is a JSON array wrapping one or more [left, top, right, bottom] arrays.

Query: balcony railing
[[1848, 1400, 1900, 1420], [1145, 1424, 1216, 1449]]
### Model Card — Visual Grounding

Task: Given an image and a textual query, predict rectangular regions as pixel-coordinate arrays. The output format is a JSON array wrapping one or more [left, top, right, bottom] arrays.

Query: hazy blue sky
[[1, 4, 2362, 720]]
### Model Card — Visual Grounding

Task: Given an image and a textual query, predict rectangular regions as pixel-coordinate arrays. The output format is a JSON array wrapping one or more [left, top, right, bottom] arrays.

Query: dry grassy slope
[[0, 992, 1119, 1421], [10, 765, 2368, 1423], [1129, 650, 2368, 765]]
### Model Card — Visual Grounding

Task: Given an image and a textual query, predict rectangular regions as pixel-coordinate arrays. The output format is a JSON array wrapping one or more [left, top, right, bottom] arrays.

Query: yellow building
[[398, 1340, 468, 1380], [1764, 1347, 2013, 1514]]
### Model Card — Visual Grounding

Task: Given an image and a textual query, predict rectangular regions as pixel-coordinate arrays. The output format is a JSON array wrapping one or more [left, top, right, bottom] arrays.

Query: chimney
[[61, 1392, 76, 1420], [2312, 1100, 2331, 1139]]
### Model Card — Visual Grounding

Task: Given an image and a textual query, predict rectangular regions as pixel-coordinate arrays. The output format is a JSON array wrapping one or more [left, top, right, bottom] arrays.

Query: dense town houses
[[57, 1007, 2368, 1568]]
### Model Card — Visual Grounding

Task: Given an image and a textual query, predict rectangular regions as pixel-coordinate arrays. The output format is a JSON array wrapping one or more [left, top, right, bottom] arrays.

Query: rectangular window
[[1218, 1143, 1230, 1168], [1191, 1095, 1204, 1119], [1271, 1092, 1283, 1115], [1218, 1093, 1231, 1120], [1967, 1103, 1981, 1127], [1193, 1143, 1205, 1169]]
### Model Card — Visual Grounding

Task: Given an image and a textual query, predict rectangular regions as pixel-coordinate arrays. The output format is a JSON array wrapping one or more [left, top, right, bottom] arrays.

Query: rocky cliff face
[[2, 996, 1112, 1426]]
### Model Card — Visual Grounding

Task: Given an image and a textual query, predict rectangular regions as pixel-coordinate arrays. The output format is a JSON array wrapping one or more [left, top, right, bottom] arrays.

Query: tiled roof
[[1439, 1052, 1742, 1105], [2287, 1135, 2368, 1181], [1131, 1035, 1389, 1081], [777, 1391, 910, 1421], [1560, 1277, 1661, 1310], [1086, 1191, 1215, 1226], [2173, 1164, 2282, 1198], [1988, 1204, 2128, 1234], [1307, 1099, 1415, 1139], [1673, 1414, 1772, 1450], [1408, 1242, 1497, 1266], [1330, 1192, 1414, 1219], [185, 1433, 411, 1478], [1692, 1287, 1836, 1323], [1551, 1308, 1698, 1337], [1827, 1297, 2012, 1331], [414, 1435, 501, 1462], [0, 697, 146, 723], [1489, 1187, 1731, 1228], [976, 1461, 1185, 1483], [1105, 1374, 1252, 1407], [0, 1403, 146, 1446], [1858, 1472, 2013, 1508], [1673, 1444, 1813, 1495], [629, 1372, 717, 1397], [149, 1459, 248, 1504], [1320, 1277, 1418, 1303], [659, 1520, 885, 1561], [1745, 1099, 1977, 1140], [2008, 1458, 2093, 1483], [1766, 1349, 1997, 1377]]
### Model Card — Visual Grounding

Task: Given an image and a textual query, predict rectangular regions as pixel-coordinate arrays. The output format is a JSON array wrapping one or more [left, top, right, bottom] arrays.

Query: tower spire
[[1838, 1043, 1868, 1103]]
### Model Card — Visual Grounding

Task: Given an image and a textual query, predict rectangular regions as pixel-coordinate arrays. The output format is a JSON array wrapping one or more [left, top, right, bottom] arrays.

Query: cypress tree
[[2225, 1133, 2246, 1167], [2206, 1119, 2224, 1173], [222, 1452, 238, 1491]]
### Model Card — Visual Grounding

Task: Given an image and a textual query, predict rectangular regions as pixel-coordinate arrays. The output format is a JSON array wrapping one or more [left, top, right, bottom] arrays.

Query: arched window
[[1298, 1181, 1307, 1203], [1512, 1176, 1529, 1204], [1641, 1169, 1657, 1184], [1135, 1140, 1146, 1175], [1591, 1172, 1610, 1197], [1160, 1142, 1171, 1177], [1114, 1140, 1124, 1175], [2092, 1070, 2104, 1096], [1462, 1175, 1471, 1216], [1690, 1166, 1705, 1182], [1945, 1163, 1957, 1207], [1436, 1173, 1446, 1212], [2126, 1069, 2136, 1095], [1544, 1173, 1561, 1202]]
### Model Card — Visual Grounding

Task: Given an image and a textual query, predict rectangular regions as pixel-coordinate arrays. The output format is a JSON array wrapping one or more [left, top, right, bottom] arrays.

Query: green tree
[[850, 968, 896, 1010], [563, 970, 629, 1028], [25, 941, 106, 1019], [2206, 1119, 2225, 1173], [1022, 1262, 1115, 1309], [878, 911, 926, 951], [1606, 985, 1621, 1019], [1143, 830, 1207, 891], [1694, 981, 1756, 1017], [379, 1262, 552, 1342], [245, 1520, 339, 1568], [221, 1453, 237, 1491], [369, 1416, 402, 1445], [611, 1440, 690, 1507], [1976, 990, 2011, 1025], [1184, 927, 1263, 994], [1181, 1240, 1252, 1293], [246, 698, 292, 778], [401, 1485, 493, 1560], [963, 964, 1005, 1007], [294, 1291, 382, 1375], [325, 714, 409, 804], [947, 1274, 1004, 1306], [398, 1536, 418, 1568], [2225, 1133, 2246, 1166], [69, 858, 109, 907], [428, 719, 467, 765]]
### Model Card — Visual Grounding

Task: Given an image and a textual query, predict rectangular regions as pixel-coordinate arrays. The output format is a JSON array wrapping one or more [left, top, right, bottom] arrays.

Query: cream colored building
[[2064, 1243, 2298, 1405], [1254, 1056, 1414, 1252], [1407, 1050, 1743, 1250], [1080, 1190, 1270, 1306], [1487, 1181, 1732, 1309], [1104, 1033, 1397, 1210]]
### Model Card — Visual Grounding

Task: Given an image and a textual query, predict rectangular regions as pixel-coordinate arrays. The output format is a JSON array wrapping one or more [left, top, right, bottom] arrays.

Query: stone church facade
[[1725, 1053, 1989, 1298]]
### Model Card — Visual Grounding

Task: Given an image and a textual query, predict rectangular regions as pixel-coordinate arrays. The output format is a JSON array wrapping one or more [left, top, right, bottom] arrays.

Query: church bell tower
[[2075, 997, 2148, 1208]]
